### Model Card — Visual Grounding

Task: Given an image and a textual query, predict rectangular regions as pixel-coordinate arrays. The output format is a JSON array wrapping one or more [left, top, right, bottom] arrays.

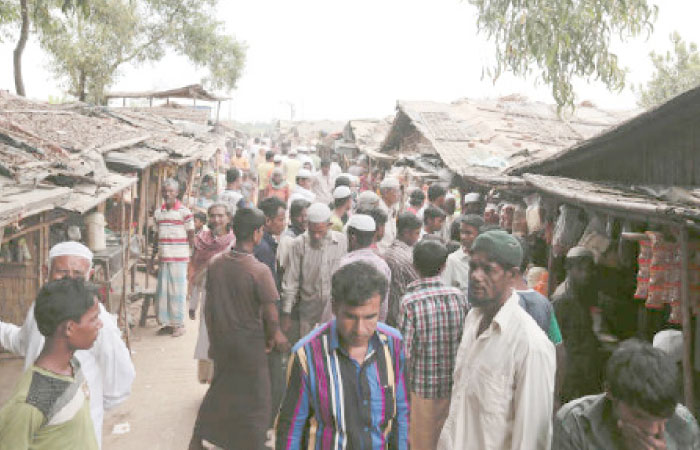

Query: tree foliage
[[3, 0, 246, 102], [469, 0, 657, 110], [636, 32, 700, 108]]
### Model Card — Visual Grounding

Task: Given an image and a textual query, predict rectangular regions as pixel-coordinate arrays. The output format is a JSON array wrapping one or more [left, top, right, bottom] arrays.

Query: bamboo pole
[[38, 213, 44, 286], [680, 226, 694, 412], [143, 166, 151, 290], [121, 188, 134, 351]]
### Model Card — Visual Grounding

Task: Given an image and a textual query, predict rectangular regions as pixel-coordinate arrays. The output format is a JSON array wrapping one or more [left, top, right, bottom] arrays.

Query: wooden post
[[120, 187, 134, 350], [216, 101, 221, 124], [143, 167, 151, 289], [38, 212, 45, 286], [680, 226, 694, 412]]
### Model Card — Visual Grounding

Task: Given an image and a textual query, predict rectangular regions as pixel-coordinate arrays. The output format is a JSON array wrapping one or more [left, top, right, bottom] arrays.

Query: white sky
[[0, 0, 698, 122]]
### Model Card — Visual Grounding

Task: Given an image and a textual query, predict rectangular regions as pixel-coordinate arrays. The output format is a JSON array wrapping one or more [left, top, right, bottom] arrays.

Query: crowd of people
[[1, 137, 699, 450]]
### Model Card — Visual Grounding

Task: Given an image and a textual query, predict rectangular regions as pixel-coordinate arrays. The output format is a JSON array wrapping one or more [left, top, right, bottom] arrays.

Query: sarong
[[156, 262, 188, 327]]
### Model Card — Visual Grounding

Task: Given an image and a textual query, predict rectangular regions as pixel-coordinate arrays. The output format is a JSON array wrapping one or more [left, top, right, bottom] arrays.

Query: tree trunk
[[77, 70, 87, 102], [13, 0, 29, 97]]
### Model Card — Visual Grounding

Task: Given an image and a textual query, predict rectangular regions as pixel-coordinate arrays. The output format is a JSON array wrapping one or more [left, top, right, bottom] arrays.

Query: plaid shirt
[[398, 276, 468, 398]]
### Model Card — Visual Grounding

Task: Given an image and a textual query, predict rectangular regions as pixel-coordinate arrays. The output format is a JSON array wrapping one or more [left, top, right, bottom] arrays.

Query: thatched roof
[[105, 84, 228, 102], [344, 117, 395, 160]]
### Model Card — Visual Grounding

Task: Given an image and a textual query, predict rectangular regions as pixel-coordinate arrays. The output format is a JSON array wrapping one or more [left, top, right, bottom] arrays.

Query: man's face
[[569, 258, 595, 288], [272, 172, 283, 184], [162, 185, 178, 206], [303, 162, 312, 171], [194, 218, 204, 231], [68, 300, 102, 350], [208, 206, 229, 235], [50, 255, 91, 281], [468, 250, 513, 308], [445, 198, 456, 215], [426, 217, 445, 234], [236, 148, 243, 157], [375, 224, 385, 242], [383, 188, 399, 206], [333, 293, 381, 349], [267, 207, 287, 236], [292, 208, 308, 232], [308, 221, 329, 246], [402, 227, 421, 247], [460, 223, 479, 251], [321, 166, 330, 176], [298, 178, 311, 189], [433, 195, 446, 209], [613, 397, 669, 449]]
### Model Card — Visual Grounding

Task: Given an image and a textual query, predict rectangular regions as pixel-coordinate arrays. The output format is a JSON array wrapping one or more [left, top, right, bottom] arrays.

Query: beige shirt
[[441, 248, 470, 296], [438, 291, 555, 450], [281, 230, 347, 325], [377, 198, 398, 254]]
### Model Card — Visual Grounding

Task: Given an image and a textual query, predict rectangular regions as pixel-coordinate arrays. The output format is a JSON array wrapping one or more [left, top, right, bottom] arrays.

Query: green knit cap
[[470, 230, 523, 268]]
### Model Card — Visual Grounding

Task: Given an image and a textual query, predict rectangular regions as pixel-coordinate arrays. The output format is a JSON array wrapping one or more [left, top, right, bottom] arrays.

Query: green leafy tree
[[469, 0, 657, 109], [636, 32, 700, 108]]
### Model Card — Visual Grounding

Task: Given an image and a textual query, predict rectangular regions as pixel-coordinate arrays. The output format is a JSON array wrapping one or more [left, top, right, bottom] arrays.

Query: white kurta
[[438, 291, 555, 450], [0, 302, 135, 448]]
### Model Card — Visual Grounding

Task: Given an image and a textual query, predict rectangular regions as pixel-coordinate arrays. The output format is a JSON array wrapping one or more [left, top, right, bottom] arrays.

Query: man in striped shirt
[[276, 261, 409, 450], [398, 240, 469, 450], [150, 178, 195, 337]]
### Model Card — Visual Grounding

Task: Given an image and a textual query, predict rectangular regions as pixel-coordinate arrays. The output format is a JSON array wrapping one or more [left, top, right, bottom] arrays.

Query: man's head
[[307, 202, 332, 247], [162, 178, 179, 207], [207, 203, 232, 236], [357, 191, 380, 211], [320, 159, 331, 175], [444, 195, 456, 216], [235, 146, 243, 157], [226, 168, 241, 187], [289, 198, 310, 231], [273, 155, 283, 166], [468, 230, 522, 309], [271, 167, 284, 184], [48, 241, 93, 281], [409, 189, 425, 208], [194, 212, 207, 232], [565, 246, 596, 289], [428, 184, 447, 209], [232, 207, 266, 245], [346, 214, 376, 251], [296, 169, 312, 189], [397, 212, 422, 247], [258, 196, 287, 236], [331, 261, 388, 349], [35, 278, 102, 350], [379, 178, 400, 206], [463, 192, 482, 214], [265, 150, 275, 162], [423, 206, 446, 234], [459, 214, 484, 251], [365, 207, 388, 243], [333, 186, 352, 211], [335, 175, 351, 189], [413, 239, 449, 278], [607, 339, 679, 447]]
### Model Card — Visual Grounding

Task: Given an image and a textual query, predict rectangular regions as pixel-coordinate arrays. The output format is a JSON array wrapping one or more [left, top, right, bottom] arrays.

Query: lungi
[[156, 261, 188, 327]]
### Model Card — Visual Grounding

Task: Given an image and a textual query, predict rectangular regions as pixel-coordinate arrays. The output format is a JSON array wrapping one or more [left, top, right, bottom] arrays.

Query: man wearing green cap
[[438, 230, 556, 450]]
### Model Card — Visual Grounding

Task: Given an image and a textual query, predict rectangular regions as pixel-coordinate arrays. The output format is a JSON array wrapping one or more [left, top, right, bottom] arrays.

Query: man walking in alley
[[281, 202, 346, 344], [190, 207, 290, 450], [312, 159, 334, 205], [377, 177, 400, 253], [399, 239, 468, 450], [275, 261, 409, 449], [0, 241, 134, 448], [150, 178, 195, 338], [384, 212, 422, 327], [442, 214, 483, 296], [219, 168, 245, 215], [439, 230, 556, 450]]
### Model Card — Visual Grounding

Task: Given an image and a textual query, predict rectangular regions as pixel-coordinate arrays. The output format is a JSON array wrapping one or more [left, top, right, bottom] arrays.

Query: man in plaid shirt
[[399, 239, 469, 450]]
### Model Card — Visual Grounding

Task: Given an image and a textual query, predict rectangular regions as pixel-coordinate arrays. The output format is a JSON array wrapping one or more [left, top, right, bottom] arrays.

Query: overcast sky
[[0, 0, 698, 122]]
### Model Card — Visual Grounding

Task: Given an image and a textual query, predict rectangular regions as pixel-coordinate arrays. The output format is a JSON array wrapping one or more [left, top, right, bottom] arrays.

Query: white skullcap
[[298, 146, 308, 153], [333, 185, 352, 199], [653, 329, 683, 363], [297, 168, 312, 178], [379, 177, 400, 189], [347, 214, 376, 232], [357, 191, 380, 209], [49, 241, 93, 262], [289, 148, 297, 155], [273, 155, 282, 162], [464, 193, 481, 203], [288, 193, 306, 203], [307, 202, 332, 223]]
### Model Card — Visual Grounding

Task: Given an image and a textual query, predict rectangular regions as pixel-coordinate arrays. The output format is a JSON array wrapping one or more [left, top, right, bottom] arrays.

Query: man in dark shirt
[[552, 246, 602, 404], [554, 339, 700, 449]]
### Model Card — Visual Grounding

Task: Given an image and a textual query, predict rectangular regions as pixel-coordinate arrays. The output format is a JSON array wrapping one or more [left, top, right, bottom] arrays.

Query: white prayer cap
[[297, 168, 312, 179], [298, 146, 308, 153], [357, 191, 380, 209], [379, 177, 400, 189], [289, 148, 297, 155], [653, 329, 683, 363], [273, 155, 282, 162], [333, 185, 352, 199], [49, 241, 93, 262], [347, 214, 375, 232], [307, 202, 332, 223], [288, 193, 306, 203], [464, 192, 481, 203]]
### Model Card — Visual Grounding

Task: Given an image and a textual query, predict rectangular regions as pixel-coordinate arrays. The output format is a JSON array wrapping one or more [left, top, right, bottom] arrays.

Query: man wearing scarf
[[188, 203, 235, 383], [262, 168, 290, 202]]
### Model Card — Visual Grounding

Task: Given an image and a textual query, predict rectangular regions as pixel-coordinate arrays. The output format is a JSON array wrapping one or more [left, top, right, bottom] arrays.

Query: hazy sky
[[0, 0, 698, 122]]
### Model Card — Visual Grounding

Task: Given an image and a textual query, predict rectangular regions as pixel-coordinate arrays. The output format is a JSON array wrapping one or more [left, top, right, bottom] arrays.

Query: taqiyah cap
[[307, 202, 332, 223], [333, 185, 352, 199], [296, 168, 312, 178], [49, 241, 93, 262], [379, 177, 400, 189], [347, 214, 376, 232]]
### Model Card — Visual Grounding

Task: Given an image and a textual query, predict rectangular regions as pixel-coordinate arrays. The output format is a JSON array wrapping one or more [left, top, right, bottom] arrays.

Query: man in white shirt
[[0, 241, 135, 448], [439, 230, 555, 450], [377, 177, 400, 253], [442, 214, 483, 296]]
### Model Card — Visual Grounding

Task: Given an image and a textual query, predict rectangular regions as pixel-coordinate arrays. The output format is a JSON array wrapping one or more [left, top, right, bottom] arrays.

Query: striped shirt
[[383, 240, 419, 328], [275, 321, 409, 450], [153, 200, 194, 262], [398, 276, 469, 398]]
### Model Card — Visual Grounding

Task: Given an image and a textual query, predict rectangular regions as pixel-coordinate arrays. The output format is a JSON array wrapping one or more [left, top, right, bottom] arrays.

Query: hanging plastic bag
[[524, 193, 544, 234], [578, 213, 611, 262], [552, 205, 586, 257]]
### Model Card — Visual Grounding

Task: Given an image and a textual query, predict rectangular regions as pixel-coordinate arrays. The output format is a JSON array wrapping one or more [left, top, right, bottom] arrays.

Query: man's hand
[[188, 309, 196, 320], [280, 313, 292, 333], [267, 329, 291, 354], [618, 421, 667, 450]]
